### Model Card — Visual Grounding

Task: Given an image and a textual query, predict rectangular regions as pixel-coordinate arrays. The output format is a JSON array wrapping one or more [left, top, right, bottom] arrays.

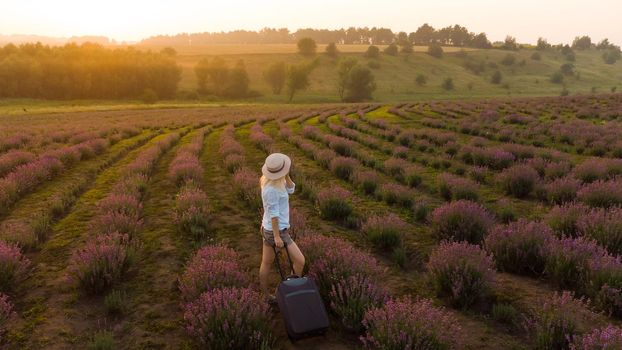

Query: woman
[[259, 153, 305, 303]]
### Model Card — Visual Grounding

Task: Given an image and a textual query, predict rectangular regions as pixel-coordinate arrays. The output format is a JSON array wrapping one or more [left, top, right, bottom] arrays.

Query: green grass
[[1, 46, 620, 114]]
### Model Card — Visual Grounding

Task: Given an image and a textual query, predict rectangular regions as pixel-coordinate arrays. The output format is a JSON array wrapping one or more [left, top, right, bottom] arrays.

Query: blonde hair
[[260, 175, 286, 191]]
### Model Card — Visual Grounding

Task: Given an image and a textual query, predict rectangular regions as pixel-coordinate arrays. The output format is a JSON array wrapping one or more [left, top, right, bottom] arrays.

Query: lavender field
[[1, 94, 622, 349]]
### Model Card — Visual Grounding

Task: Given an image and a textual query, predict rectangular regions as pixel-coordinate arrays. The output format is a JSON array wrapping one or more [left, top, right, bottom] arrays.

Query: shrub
[[427, 43, 444, 58], [329, 275, 389, 332], [497, 164, 540, 198], [365, 45, 380, 59], [491, 70, 502, 84], [405, 170, 423, 188], [361, 298, 460, 349], [576, 207, 622, 256], [431, 200, 495, 244], [578, 179, 622, 208], [573, 160, 609, 183], [384, 43, 398, 56], [413, 201, 431, 222], [178, 245, 249, 301], [551, 71, 564, 84], [297, 37, 317, 56], [183, 287, 274, 349], [415, 74, 427, 86], [68, 232, 135, 294], [174, 185, 211, 239], [316, 186, 353, 220], [0, 150, 35, 177], [485, 220, 555, 275], [90, 211, 143, 237], [361, 213, 407, 251], [232, 168, 261, 210], [111, 173, 148, 200], [441, 77, 454, 91], [353, 170, 381, 194], [383, 157, 409, 180], [427, 241, 495, 308], [470, 166, 489, 183], [330, 156, 359, 180], [501, 54, 516, 66], [544, 161, 572, 180], [0, 240, 31, 293], [313, 148, 338, 169], [378, 183, 413, 207], [169, 151, 203, 186], [546, 203, 590, 237], [570, 324, 622, 350], [438, 173, 479, 201], [298, 234, 383, 301], [544, 177, 582, 204], [393, 146, 409, 159], [327, 136, 356, 157], [527, 291, 588, 350], [545, 236, 607, 290], [98, 193, 142, 219], [0, 293, 14, 336]]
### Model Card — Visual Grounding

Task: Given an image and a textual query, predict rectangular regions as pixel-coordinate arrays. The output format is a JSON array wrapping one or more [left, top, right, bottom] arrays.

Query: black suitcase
[[273, 243, 329, 340]]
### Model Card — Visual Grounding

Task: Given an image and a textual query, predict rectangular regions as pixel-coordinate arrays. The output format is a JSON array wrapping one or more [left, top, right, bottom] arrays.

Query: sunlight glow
[[0, 0, 620, 45]]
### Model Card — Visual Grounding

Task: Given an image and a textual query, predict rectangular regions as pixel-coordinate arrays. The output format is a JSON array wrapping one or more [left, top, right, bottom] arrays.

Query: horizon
[[0, 0, 621, 46]]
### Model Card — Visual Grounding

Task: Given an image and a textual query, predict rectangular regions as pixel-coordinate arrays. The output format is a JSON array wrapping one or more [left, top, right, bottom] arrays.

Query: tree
[[531, 52, 542, 60], [550, 71, 564, 84], [337, 57, 358, 100], [415, 74, 427, 86], [572, 36, 592, 50], [207, 57, 229, 95], [297, 37, 317, 56], [365, 45, 380, 59], [560, 63, 574, 76], [401, 42, 414, 54], [413, 23, 435, 45], [160, 47, 177, 57], [343, 65, 376, 102], [384, 43, 398, 56], [225, 60, 249, 98], [427, 43, 443, 58], [536, 38, 551, 50], [286, 63, 313, 102], [325, 42, 338, 58], [603, 49, 621, 64], [397, 32, 409, 46], [442, 78, 454, 90], [194, 58, 210, 93], [491, 70, 502, 84], [140, 88, 158, 104], [337, 58, 376, 102], [263, 61, 287, 94], [471, 33, 492, 49], [501, 54, 516, 66], [502, 36, 518, 50]]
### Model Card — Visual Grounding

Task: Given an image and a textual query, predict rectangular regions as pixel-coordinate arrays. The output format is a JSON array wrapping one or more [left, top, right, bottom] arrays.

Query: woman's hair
[[260, 175, 286, 191]]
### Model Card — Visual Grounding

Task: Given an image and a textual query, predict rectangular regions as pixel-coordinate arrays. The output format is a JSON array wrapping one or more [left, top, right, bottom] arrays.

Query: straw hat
[[262, 153, 291, 180]]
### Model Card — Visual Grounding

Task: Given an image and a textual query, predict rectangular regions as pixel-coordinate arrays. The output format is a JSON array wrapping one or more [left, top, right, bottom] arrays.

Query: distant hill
[[165, 44, 622, 103]]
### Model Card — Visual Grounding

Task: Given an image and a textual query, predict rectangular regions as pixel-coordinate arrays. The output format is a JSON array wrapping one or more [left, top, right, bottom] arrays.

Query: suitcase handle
[[273, 241, 298, 281]]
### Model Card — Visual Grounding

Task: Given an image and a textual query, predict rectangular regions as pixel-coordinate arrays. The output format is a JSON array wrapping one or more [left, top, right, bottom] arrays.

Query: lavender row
[[68, 131, 182, 294]]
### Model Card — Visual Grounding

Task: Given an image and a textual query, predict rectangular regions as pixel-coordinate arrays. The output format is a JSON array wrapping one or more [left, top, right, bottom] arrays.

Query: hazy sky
[[1, 0, 620, 45]]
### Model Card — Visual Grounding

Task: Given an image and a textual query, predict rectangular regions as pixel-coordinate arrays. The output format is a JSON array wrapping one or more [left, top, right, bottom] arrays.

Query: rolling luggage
[[273, 243, 329, 340]]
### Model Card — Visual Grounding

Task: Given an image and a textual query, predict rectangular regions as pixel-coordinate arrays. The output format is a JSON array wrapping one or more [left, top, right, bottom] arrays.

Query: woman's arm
[[285, 174, 295, 194], [272, 217, 284, 248]]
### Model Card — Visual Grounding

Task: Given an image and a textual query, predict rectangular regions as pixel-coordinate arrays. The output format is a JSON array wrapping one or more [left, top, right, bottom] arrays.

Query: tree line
[[141, 24, 493, 49], [0, 42, 181, 99]]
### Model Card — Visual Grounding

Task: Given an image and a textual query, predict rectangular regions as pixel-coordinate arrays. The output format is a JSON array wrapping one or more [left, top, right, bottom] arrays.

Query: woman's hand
[[274, 236, 284, 248]]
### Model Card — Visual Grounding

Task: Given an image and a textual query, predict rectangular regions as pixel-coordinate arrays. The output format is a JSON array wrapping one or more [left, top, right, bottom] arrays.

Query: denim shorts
[[261, 227, 293, 247]]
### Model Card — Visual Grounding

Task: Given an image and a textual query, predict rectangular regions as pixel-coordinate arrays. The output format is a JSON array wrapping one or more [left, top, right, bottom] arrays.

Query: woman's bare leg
[[259, 243, 275, 296], [285, 241, 305, 277]]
